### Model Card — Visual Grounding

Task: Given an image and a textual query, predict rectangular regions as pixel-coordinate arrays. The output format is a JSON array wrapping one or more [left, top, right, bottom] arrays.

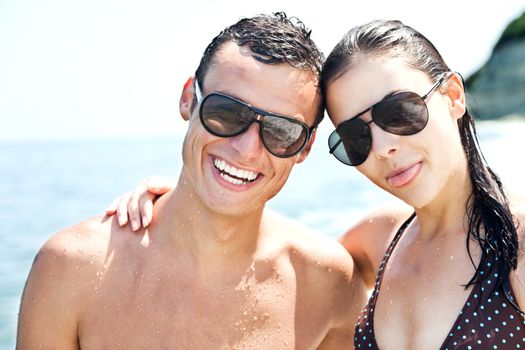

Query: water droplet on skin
[[220, 190, 224, 194], [328, 268, 332, 272], [450, 255, 455, 260]]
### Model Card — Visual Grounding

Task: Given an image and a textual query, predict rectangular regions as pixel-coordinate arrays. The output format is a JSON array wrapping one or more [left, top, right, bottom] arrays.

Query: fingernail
[[131, 220, 139, 231], [142, 216, 149, 227], [118, 215, 126, 226]]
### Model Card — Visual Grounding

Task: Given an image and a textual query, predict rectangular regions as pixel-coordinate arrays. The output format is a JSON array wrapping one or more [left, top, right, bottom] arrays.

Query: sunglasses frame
[[195, 81, 313, 158], [328, 74, 448, 166]]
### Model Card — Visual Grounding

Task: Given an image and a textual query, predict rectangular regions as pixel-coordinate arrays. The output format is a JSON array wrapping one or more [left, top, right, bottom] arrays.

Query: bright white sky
[[1, 0, 524, 141]]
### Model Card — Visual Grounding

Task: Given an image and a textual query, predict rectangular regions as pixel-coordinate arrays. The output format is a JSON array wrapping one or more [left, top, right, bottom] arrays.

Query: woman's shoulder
[[337, 203, 413, 288], [338, 203, 412, 251]]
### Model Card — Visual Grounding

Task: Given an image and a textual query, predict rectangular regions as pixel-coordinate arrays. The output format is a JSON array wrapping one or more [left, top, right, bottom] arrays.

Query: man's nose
[[229, 121, 264, 159]]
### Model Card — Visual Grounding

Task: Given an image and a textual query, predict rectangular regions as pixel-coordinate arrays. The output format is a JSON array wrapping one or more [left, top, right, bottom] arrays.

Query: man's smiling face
[[180, 41, 321, 216]]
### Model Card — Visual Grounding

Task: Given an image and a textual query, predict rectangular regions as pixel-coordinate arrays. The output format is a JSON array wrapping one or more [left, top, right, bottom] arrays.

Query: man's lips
[[386, 162, 422, 188], [212, 156, 261, 186]]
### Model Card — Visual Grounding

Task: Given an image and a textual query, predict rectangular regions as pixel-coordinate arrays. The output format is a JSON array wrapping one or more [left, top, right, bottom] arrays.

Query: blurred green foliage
[[494, 10, 525, 51], [466, 10, 525, 89]]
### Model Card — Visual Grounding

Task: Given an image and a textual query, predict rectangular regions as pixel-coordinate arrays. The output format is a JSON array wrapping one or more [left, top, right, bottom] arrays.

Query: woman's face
[[326, 55, 467, 208]]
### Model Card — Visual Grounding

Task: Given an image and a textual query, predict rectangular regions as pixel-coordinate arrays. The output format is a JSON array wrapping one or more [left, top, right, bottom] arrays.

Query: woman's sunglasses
[[328, 74, 448, 166], [195, 81, 313, 158]]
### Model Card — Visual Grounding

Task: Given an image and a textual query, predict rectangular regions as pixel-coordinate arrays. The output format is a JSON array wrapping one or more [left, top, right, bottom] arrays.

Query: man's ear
[[179, 76, 195, 121], [441, 73, 466, 120], [296, 128, 317, 164]]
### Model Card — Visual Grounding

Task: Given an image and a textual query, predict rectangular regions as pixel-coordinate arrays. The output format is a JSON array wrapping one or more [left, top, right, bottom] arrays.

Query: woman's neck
[[414, 159, 473, 240]]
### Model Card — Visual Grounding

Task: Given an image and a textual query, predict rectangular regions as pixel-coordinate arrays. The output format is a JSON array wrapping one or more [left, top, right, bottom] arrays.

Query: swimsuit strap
[[353, 213, 416, 349], [368, 212, 416, 310]]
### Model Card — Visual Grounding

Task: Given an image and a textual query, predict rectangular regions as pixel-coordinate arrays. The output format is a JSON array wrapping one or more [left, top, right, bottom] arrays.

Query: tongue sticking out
[[387, 163, 421, 188]]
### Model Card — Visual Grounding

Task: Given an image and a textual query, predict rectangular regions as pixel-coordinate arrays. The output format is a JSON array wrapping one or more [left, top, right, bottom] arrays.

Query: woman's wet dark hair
[[321, 19, 521, 313]]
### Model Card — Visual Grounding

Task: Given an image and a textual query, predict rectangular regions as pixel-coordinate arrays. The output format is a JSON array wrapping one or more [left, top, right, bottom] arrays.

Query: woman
[[109, 20, 525, 348], [320, 20, 524, 349]]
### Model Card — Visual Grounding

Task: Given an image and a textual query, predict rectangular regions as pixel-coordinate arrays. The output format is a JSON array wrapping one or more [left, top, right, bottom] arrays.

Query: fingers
[[144, 176, 176, 195], [138, 192, 156, 228], [105, 196, 120, 215], [128, 189, 143, 231], [128, 186, 155, 231], [105, 176, 176, 232], [117, 191, 133, 227]]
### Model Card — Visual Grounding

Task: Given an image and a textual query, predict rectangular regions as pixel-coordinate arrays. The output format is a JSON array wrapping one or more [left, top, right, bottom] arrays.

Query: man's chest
[[77, 272, 331, 349]]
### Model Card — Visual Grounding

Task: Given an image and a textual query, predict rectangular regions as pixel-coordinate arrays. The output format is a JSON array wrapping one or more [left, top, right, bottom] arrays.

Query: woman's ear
[[441, 73, 466, 120], [179, 76, 196, 121]]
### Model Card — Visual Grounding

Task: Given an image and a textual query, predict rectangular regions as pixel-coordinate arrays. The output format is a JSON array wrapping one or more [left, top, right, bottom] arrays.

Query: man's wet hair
[[194, 12, 325, 127]]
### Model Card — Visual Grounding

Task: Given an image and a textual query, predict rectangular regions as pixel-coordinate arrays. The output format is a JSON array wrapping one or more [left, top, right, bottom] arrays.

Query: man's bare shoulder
[[39, 213, 158, 276], [40, 216, 113, 263], [17, 216, 118, 348], [261, 209, 354, 278], [261, 210, 367, 343]]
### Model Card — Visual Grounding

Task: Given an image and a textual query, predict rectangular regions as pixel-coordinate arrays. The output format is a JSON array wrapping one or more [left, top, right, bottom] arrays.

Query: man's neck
[[151, 174, 265, 268]]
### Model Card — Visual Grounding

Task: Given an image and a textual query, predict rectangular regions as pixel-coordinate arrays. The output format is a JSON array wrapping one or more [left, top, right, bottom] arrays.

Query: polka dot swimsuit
[[354, 213, 525, 349]]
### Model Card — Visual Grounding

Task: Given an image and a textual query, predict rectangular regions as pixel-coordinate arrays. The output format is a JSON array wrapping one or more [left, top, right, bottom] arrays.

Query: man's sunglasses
[[195, 81, 313, 158], [328, 74, 449, 166]]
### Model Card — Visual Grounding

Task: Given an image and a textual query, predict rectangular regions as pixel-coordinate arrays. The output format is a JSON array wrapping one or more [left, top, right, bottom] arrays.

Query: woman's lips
[[387, 162, 422, 188]]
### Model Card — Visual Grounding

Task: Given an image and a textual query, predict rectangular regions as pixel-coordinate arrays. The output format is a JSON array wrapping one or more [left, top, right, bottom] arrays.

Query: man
[[17, 13, 366, 349]]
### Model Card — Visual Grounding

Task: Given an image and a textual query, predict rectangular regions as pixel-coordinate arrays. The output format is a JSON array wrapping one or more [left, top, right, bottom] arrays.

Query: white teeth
[[216, 159, 226, 171], [213, 158, 259, 184], [220, 173, 244, 185]]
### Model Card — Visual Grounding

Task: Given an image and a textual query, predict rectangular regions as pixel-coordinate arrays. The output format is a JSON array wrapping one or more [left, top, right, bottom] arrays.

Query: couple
[[18, 12, 525, 349]]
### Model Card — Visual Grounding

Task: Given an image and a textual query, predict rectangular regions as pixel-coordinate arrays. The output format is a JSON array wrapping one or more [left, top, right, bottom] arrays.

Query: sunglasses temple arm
[[329, 139, 342, 154]]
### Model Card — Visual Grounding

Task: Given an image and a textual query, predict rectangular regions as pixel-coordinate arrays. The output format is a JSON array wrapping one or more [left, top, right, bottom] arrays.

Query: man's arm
[[316, 265, 367, 349], [17, 231, 83, 349]]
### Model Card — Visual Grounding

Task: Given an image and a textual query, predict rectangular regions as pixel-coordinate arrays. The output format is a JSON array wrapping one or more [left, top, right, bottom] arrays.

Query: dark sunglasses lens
[[373, 92, 428, 135], [201, 94, 254, 136], [261, 116, 308, 157], [329, 118, 371, 166]]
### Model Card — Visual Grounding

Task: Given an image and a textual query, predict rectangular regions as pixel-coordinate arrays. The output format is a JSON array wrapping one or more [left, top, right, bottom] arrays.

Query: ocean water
[[1, 120, 524, 349]]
